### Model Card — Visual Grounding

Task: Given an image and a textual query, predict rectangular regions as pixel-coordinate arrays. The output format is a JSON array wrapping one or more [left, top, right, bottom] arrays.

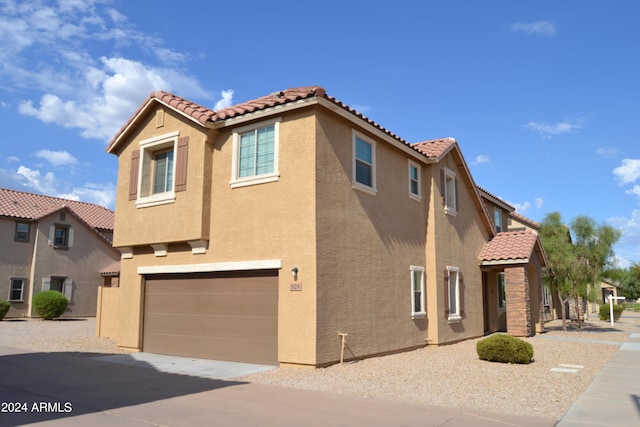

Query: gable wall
[[314, 107, 430, 364], [427, 151, 490, 344]]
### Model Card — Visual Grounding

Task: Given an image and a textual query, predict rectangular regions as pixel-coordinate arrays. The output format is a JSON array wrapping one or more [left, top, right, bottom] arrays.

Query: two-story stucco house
[[0, 188, 120, 318], [100, 86, 546, 367]]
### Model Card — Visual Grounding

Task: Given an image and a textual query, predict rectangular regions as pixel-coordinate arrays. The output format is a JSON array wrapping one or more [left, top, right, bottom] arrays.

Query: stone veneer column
[[505, 266, 533, 337]]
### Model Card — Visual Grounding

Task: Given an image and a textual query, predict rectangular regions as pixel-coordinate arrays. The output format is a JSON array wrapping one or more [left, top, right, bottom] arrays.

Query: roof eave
[[480, 258, 530, 266]]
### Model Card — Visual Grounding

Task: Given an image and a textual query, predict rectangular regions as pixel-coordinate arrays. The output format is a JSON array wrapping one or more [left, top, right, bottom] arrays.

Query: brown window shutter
[[440, 169, 445, 206], [454, 173, 459, 210], [175, 136, 189, 192], [129, 149, 140, 201], [443, 269, 449, 319]]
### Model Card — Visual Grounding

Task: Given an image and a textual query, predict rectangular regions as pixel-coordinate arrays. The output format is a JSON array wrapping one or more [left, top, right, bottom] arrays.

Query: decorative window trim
[[230, 118, 280, 188], [42, 276, 73, 301], [352, 130, 377, 195], [9, 277, 25, 302], [14, 222, 30, 242], [443, 167, 457, 216], [497, 272, 506, 312], [408, 160, 422, 201], [410, 266, 426, 319], [136, 131, 180, 208], [447, 266, 461, 322], [48, 224, 74, 249]]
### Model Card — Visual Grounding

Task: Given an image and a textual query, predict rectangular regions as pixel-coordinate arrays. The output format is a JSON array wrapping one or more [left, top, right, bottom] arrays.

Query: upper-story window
[[15, 222, 30, 242], [231, 118, 280, 188], [408, 160, 421, 201], [494, 208, 503, 232], [131, 131, 189, 208], [352, 131, 377, 195], [443, 167, 457, 215], [49, 224, 73, 249]]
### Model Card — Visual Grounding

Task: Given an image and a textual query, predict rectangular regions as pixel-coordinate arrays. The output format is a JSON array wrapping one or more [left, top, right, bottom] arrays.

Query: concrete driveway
[[0, 345, 555, 427]]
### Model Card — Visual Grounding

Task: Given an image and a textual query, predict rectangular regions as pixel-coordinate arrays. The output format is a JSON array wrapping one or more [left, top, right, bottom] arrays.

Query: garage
[[143, 270, 278, 365]]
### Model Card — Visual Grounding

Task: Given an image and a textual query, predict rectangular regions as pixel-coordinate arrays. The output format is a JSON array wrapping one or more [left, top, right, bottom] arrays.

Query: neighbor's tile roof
[[107, 86, 413, 153], [0, 188, 114, 230], [411, 138, 457, 160], [479, 229, 539, 263], [100, 260, 121, 276]]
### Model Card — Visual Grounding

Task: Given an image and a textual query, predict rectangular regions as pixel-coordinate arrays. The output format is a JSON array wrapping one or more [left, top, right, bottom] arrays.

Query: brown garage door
[[143, 270, 278, 365]]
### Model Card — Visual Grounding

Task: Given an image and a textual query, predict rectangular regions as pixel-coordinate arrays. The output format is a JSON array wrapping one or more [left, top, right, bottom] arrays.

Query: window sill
[[448, 315, 462, 323], [352, 182, 377, 196], [444, 206, 458, 217], [136, 192, 176, 208], [8, 300, 23, 303], [230, 173, 279, 188], [412, 312, 426, 319], [409, 193, 422, 202]]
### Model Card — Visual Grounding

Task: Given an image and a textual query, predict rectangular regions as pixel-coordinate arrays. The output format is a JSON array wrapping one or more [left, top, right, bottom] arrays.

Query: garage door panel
[[143, 271, 278, 365]]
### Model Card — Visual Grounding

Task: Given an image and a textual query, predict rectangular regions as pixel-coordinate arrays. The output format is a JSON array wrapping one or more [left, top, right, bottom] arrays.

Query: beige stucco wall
[[30, 212, 120, 317], [110, 106, 319, 364], [0, 218, 34, 317], [426, 151, 490, 344], [314, 108, 429, 365]]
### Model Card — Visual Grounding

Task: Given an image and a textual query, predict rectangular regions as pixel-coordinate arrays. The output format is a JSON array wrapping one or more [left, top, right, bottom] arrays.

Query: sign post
[[608, 295, 626, 326]]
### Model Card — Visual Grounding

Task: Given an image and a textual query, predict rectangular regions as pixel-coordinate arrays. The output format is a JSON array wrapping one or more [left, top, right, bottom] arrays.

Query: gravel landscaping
[[1, 312, 638, 420]]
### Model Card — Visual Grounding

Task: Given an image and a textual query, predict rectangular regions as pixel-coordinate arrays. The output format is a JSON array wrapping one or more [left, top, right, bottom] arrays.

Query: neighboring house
[[0, 188, 120, 318], [101, 86, 547, 367]]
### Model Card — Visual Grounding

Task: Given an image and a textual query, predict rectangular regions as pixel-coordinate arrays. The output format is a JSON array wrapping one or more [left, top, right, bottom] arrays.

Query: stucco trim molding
[[138, 259, 282, 275], [480, 258, 530, 266]]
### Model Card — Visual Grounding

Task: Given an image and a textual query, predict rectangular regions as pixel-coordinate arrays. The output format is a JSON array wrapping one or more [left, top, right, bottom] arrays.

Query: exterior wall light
[[291, 267, 299, 280]]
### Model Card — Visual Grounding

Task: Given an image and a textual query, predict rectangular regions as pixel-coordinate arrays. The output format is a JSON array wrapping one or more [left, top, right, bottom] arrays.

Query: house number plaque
[[289, 283, 302, 291]]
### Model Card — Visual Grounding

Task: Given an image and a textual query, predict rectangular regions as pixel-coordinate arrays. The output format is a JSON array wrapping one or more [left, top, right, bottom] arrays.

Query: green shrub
[[0, 299, 10, 320], [599, 304, 623, 321], [476, 334, 534, 364], [32, 291, 68, 320]]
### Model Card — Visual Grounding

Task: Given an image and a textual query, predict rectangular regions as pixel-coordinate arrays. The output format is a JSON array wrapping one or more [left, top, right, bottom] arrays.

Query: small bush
[[32, 291, 68, 320], [0, 299, 10, 320], [599, 304, 623, 321], [476, 334, 533, 364]]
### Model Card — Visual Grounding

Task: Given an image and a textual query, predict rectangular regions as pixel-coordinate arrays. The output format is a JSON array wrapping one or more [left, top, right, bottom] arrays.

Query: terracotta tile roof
[[411, 138, 457, 160], [0, 188, 114, 230], [509, 211, 541, 230], [100, 260, 120, 276], [479, 229, 539, 264], [107, 86, 415, 154], [477, 186, 515, 211]]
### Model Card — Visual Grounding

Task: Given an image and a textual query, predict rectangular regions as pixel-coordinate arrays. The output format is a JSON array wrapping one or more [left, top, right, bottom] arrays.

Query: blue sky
[[1, 1, 639, 267]]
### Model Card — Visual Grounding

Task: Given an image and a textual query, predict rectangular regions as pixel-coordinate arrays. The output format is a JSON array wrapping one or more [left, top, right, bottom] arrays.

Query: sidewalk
[[557, 313, 640, 426]]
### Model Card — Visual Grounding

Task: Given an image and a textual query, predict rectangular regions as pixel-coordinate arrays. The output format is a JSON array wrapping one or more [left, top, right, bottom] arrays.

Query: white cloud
[[35, 149, 78, 167], [3, 0, 211, 141], [16, 165, 59, 195], [511, 21, 557, 37], [626, 185, 640, 197], [525, 118, 584, 139], [470, 154, 490, 165], [509, 201, 531, 214], [607, 210, 640, 268], [214, 90, 234, 110], [613, 159, 640, 185], [6, 156, 20, 163], [597, 146, 618, 158], [534, 198, 544, 209]]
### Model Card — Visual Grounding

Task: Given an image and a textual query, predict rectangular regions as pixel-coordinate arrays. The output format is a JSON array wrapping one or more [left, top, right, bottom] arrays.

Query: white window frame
[[48, 225, 74, 249], [230, 118, 280, 188], [443, 167, 457, 215], [137, 131, 179, 208], [447, 266, 461, 322], [352, 130, 377, 195], [494, 208, 503, 233], [9, 277, 25, 302], [411, 266, 426, 319], [15, 222, 29, 242], [497, 272, 506, 311], [408, 160, 422, 201], [543, 284, 551, 307]]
